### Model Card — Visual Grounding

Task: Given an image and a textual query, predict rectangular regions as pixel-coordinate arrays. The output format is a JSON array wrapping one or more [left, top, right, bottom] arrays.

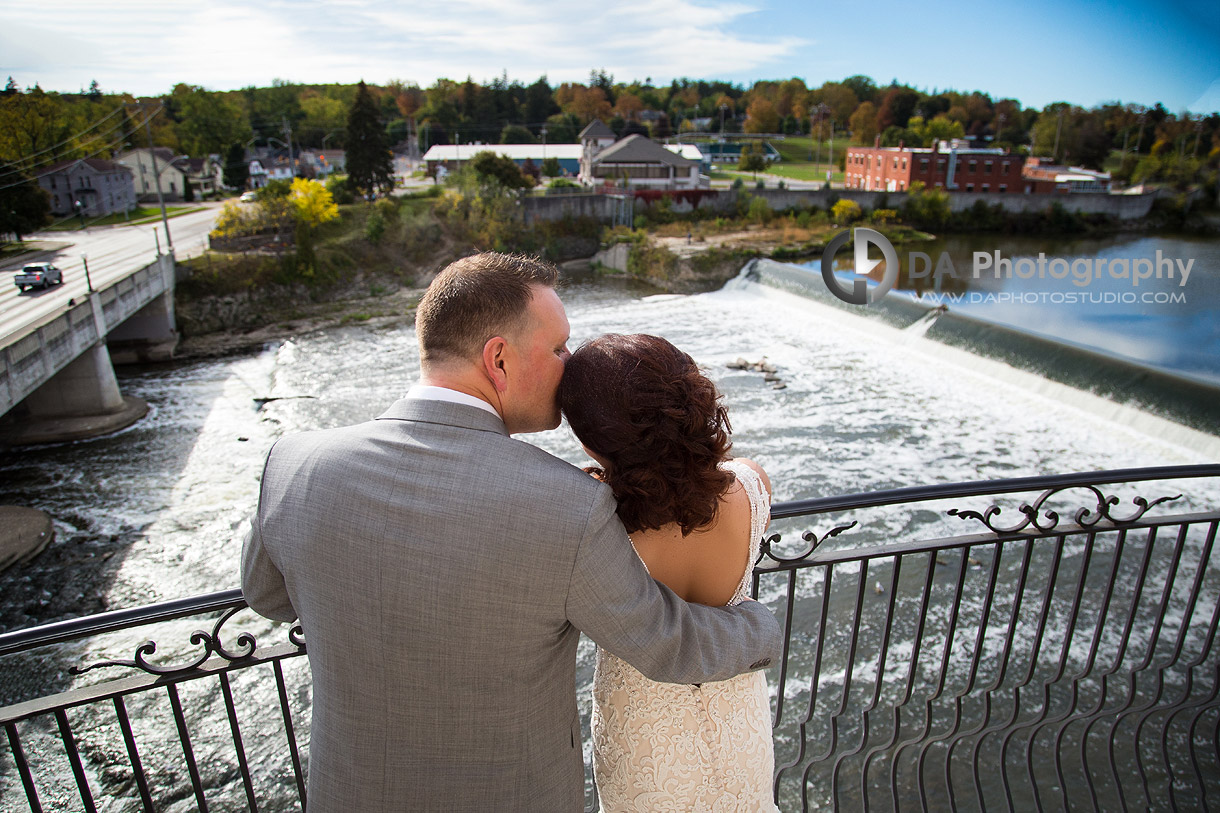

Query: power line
[[0, 104, 126, 172], [0, 106, 162, 194]]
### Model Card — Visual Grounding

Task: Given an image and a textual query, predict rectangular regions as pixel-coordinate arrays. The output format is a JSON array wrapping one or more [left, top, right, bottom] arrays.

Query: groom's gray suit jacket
[[242, 397, 782, 812]]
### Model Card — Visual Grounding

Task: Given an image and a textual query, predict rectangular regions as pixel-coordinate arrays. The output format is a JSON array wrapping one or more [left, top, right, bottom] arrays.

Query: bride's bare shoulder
[[727, 457, 771, 498]]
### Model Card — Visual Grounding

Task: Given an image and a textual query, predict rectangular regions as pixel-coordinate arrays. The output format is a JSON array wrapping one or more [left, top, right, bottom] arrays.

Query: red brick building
[[844, 139, 1025, 193], [1021, 157, 1112, 194]]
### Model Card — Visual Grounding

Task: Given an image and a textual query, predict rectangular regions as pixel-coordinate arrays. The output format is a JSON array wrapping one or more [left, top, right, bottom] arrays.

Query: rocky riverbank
[[173, 240, 764, 359]]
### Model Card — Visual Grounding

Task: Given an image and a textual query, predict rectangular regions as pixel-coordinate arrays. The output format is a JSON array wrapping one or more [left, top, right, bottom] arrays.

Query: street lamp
[[81, 254, 94, 293]]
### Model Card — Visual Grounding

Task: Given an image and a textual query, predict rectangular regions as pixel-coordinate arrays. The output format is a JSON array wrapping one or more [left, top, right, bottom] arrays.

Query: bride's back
[[629, 458, 771, 607]]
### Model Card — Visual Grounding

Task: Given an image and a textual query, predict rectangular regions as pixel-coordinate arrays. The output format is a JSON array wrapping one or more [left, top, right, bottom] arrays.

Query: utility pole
[[827, 118, 834, 188], [143, 107, 172, 251], [283, 117, 295, 177], [1052, 108, 1064, 163]]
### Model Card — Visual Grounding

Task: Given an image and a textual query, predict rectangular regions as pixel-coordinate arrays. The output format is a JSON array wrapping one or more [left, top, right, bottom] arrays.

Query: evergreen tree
[[224, 142, 249, 189], [0, 161, 51, 241], [346, 80, 394, 198]]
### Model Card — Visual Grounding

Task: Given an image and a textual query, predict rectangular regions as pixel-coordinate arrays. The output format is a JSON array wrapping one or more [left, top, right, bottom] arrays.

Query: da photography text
[[822, 228, 1196, 306]]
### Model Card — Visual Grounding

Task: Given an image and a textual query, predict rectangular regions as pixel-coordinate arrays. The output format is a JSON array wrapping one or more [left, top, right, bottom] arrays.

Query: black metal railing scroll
[[2, 464, 1218, 812]]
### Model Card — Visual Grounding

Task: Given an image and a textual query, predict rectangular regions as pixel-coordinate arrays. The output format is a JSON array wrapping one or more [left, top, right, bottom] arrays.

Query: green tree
[[0, 161, 51, 241], [172, 84, 251, 156], [500, 124, 536, 144], [223, 142, 249, 189], [346, 80, 394, 198], [738, 142, 767, 173], [541, 156, 561, 177], [468, 150, 532, 189]]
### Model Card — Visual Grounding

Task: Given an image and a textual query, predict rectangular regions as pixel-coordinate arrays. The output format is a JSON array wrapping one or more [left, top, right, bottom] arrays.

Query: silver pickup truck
[[14, 263, 64, 292]]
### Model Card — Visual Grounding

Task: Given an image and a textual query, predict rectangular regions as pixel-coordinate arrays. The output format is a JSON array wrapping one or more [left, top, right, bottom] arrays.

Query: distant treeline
[[2, 71, 1217, 188]]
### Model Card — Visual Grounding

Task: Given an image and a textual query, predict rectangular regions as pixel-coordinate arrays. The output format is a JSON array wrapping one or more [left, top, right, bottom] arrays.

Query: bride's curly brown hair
[[560, 334, 734, 536]]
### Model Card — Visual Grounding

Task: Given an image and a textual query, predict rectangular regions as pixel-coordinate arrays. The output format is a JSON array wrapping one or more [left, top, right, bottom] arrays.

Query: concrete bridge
[[0, 252, 177, 444]]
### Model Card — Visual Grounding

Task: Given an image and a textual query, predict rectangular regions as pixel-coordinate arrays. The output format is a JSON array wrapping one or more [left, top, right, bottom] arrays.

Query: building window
[[966, 183, 974, 192], [920, 158, 929, 172], [937, 159, 946, 171], [902, 158, 907, 169], [999, 184, 1007, 193], [982, 184, 989, 192], [1002, 162, 1010, 175], [893, 158, 898, 169], [969, 160, 977, 172], [984, 161, 993, 174]]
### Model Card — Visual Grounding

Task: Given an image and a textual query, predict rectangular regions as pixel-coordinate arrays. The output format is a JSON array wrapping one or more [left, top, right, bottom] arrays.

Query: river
[[1, 243, 1218, 810]]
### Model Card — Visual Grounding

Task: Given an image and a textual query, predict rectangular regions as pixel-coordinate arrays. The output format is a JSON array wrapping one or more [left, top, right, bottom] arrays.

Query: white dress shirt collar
[[406, 384, 501, 418]]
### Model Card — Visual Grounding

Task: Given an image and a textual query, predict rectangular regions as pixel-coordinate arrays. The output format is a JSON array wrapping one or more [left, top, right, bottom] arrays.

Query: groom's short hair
[[416, 252, 560, 365]]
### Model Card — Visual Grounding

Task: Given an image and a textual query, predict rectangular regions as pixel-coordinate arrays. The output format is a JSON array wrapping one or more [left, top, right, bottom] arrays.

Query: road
[[0, 203, 223, 346]]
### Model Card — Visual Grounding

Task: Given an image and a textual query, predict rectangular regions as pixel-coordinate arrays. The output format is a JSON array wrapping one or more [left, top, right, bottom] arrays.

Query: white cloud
[[0, 0, 807, 94]]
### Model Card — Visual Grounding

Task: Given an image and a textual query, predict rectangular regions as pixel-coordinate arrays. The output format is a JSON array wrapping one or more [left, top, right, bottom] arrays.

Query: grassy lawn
[[716, 164, 845, 185], [766, 163, 843, 184]]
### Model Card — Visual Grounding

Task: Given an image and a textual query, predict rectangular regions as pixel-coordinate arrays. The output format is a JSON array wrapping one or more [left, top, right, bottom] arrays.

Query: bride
[[560, 333, 780, 813]]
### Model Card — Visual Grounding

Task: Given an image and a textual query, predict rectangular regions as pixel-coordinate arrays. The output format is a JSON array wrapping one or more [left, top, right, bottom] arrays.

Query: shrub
[[747, 196, 772, 224], [832, 199, 863, 224], [366, 209, 386, 243], [327, 176, 355, 205]]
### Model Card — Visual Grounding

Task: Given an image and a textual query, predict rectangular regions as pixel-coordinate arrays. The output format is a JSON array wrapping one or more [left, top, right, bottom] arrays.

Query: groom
[[241, 252, 782, 812]]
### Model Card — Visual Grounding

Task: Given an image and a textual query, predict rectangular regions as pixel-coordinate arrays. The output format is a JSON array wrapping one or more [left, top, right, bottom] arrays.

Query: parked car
[[14, 263, 63, 292], [239, 191, 258, 202]]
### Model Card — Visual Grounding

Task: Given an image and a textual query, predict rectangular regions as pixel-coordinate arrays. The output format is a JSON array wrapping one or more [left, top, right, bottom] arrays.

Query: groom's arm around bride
[[241, 252, 782, 813]]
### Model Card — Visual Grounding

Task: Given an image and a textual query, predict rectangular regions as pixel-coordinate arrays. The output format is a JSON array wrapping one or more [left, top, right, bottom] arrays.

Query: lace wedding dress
[[591, 460, 779, 812]]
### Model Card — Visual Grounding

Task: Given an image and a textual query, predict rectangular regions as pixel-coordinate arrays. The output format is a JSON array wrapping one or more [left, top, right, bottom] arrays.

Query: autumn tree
[[289, 177, 339, 272], [812, 82, 858, 126], [744, 98, 779, 133], [614, 93, 644, 121], [850, 101, 879, 145], [345, 80, 394, 198]]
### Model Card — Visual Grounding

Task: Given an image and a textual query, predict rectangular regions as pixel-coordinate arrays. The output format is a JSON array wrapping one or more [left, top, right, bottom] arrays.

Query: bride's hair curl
[[560, 334, 733, 536]]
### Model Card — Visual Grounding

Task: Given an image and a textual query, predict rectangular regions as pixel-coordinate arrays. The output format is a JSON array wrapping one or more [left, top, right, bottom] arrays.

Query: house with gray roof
[[580, 133, 704, 190], [37, 158, 136, 217]]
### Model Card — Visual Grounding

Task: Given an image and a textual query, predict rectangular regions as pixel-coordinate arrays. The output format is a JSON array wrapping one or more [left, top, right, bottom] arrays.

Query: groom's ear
[[482, 336, 509, 392]]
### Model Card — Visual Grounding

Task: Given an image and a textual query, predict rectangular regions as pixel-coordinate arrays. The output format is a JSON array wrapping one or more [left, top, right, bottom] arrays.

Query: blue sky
[[2, 0, 1217, 113]]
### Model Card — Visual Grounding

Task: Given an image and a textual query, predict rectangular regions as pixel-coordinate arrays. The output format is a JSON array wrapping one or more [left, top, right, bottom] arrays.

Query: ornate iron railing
[[1, 464, 1218, 812]]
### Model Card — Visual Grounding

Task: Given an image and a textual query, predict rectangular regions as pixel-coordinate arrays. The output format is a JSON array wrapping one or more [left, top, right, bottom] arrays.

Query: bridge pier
[[1, 342, 148, 446], [107, 289, 178, 363], [0, 254, 178, 446]]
